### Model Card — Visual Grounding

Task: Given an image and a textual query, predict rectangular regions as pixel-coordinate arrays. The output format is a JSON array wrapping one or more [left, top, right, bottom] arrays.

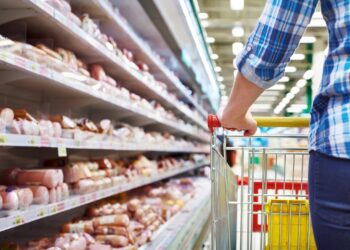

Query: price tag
[[0, 52, 8, 61], [13, 215, 23, 225], [58, 144, 67, 157], [51, 205, 57, 213], [37, 208, 45, 217], [28, 137, 37, 145], [0, 135, 7, 144]]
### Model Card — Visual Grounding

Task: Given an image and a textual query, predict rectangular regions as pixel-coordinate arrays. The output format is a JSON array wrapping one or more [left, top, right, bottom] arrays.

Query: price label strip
[[58, 144, 67, 157]]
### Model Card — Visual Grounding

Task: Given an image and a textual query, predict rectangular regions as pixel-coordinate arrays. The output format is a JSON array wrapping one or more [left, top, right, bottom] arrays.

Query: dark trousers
[[309, 151, 350, 250]]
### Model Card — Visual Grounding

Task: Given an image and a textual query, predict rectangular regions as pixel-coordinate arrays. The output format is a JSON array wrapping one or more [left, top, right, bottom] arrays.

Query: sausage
[[36, 44, 62, 61], [0, 108, 14, 126], [56, 185, 62, 201], [29, 186, 49, 205], [95, 235, 129, 248], [94, 226, 128, 237], [1, 187, 19, 210], [72, 179, 95, 194], [88, 243, 112, 250], [49, 188, 57, 203], [60, 183, 70, 200], [16, 169, 61, 188], [93, 214, 130, 227], [62, 220, 94, 234]]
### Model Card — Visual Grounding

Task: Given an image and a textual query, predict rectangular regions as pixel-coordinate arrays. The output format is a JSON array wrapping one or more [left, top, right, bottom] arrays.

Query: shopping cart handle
[[208, 114, 310, 132]]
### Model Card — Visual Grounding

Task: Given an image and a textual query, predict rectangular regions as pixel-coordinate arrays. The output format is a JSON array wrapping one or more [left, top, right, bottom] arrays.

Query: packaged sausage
[[49, 188, 57, 203], [29, 186, 49, 205], [0, 168, 21, 186], [95, 235, 129, 248], [94, 226, 129, 237], [16, 169, 61, 188], [0, 108, 14, 126], [73, 179, 95, 194], [93, 214, 130, 228], [1, 187, 19, 210], [62, 220, 94, 234], [88, 243, 112, 250]]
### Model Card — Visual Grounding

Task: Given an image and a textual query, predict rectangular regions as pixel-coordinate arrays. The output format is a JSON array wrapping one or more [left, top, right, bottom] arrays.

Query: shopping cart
[[208, 115, 315, 250]]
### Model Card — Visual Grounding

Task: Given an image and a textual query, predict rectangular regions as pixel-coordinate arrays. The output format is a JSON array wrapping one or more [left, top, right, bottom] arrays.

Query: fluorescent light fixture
[[313, 11, 322, 19], [220, 84, 226, 90], [279, 76, 290, 83], [286, 92, 295, 100], [287, 107, 303, 113], [261, 91, 281, 96], [230, 0, 244, 10], [296, 79, 307, 88], [199, 12, 209, 19], [218, 76, 224, 82], [211, 54, 219, 60], [291, 54, 305, 61], [285, 66, 297, 73], [308, 19, 326, 28], [290, 86, 300, 95], [215, 66, 222, 72], [303, 70, 314, 80], [206, 37, 215, 44], [232, 26, 245, 37], [232, 42, 244, 56], [274, 109, 281, 115], [251, 104, 271, 110], [201, 20, 209, 28], [290, 104, 308, 109], [300, 36, 316, 43], [256, 96, 278, 102], [269, 84, 286, 91]]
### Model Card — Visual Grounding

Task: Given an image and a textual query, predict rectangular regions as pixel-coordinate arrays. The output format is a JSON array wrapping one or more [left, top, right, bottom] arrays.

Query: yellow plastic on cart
[[265, 199, 316, 250]]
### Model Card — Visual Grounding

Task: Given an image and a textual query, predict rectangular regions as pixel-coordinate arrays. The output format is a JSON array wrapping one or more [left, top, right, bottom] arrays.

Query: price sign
[[37, 208, 45, 217], [58, 144, 67, 157], [0, 135, 7, 144], [13, 215, 23, 225]]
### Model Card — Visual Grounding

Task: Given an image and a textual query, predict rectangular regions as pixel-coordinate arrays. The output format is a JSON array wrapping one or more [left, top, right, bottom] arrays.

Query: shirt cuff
[[236, 44, 285, 90]]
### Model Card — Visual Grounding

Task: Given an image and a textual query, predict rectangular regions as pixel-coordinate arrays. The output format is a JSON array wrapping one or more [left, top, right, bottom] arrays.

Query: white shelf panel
[[0, 0, 207, 129], [141, 178, 211, 250], [0, 51, 210, 142], [0, 133, 210, 153], [72, 0, 207, 119], [0, 163, 208, 233]]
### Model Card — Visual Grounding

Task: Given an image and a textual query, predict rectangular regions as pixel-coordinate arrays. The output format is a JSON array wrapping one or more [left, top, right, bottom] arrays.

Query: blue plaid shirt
[[236, 0, 350, 159]]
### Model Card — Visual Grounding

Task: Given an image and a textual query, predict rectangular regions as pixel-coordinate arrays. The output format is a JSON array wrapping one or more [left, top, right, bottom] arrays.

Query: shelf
[[0, 0, 207, 129], [0, 51, 210, 142], [141, 177, 211, 250], [0, 133, 210, 154], [0, 163, 208, 233]]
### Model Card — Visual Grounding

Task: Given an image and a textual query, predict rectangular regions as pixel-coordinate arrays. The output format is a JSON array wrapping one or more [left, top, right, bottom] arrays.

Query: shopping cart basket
[[208, 115, 315, 250]]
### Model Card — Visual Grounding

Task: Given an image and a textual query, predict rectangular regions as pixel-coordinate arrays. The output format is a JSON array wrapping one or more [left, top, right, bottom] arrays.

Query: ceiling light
[[201, 20, 209, 28], [220, 84, 226, 90], [303, 70, 314, 80], [290, 104, 308, 109], [274, 108, 282, 115], [291, 54, 305, 61], [215, 66, 222, 72], [300, 36, 317, 43], [269, 84, 286, 91], [206, 37, 215, 44], [286, 107, 303, 113], [199, 12, 209, 19], [279, 76, 290, 83], [290, 86, 300, 95], [232, 42, 244, 56], [261, 91, 281, 96], [286, 92, 295, 100], [285, 66, 297, 73], [218, 76, 224, 82], [256, 96, 278, 102], [211, 54, 219, 60], [230, 0, 244, 10], [251, 104, 271, 110], [296, 79, 307, 88], [232, 26, 245, 37]]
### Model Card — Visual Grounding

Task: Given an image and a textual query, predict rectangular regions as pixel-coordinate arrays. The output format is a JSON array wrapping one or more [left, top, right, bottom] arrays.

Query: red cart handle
[[208, 114, 221, 133]]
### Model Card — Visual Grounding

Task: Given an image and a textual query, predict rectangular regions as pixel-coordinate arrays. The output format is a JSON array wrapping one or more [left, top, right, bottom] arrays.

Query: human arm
[[219, 0, 319, 134]]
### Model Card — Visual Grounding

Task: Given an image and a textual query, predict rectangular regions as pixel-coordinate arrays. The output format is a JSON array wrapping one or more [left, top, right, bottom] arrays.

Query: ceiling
[[196, 0, 328, 115]]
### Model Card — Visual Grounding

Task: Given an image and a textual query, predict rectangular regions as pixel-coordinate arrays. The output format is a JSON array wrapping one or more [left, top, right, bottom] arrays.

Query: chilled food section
[[0, 0, 213, 249]]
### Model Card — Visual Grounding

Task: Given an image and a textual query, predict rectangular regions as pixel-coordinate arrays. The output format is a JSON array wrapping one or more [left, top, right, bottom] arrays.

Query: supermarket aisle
[[0, 0, 215, 249]]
